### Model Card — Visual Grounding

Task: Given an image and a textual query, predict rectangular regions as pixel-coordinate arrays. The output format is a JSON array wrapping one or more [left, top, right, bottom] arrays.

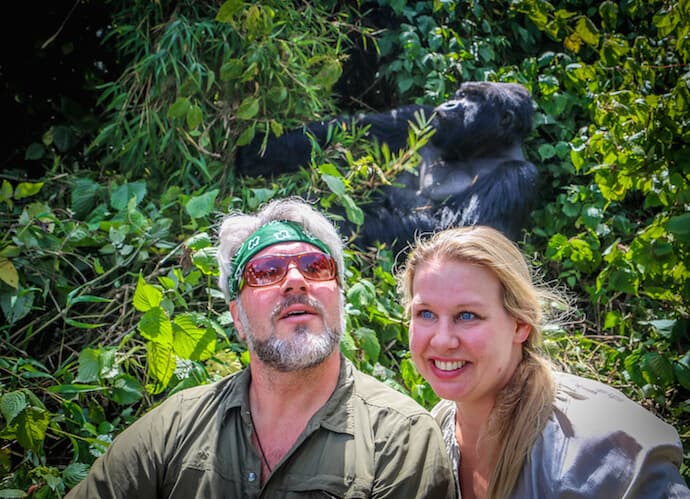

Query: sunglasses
[[241, 252, 337, 290]]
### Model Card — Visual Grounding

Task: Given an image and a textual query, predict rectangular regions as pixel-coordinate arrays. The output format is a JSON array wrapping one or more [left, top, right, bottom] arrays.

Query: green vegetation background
[[1, 0, 688, 496]]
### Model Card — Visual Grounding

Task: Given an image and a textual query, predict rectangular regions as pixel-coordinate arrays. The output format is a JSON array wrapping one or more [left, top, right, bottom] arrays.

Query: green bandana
[[227, 220, 331, 299]]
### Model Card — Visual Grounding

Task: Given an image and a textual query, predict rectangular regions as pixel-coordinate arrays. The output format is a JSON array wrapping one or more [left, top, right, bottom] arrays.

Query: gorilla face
[[430, 81, 533, 160]]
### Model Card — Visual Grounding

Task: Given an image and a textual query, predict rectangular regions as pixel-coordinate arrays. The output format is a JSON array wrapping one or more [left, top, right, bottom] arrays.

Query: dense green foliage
[[1, 0, 688, 496]]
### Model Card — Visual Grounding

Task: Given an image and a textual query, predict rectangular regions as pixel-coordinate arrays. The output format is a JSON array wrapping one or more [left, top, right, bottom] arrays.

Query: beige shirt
[[67, 356, 456, 498]]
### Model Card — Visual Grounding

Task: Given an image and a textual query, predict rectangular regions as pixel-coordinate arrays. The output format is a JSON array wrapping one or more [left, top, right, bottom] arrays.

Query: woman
[[398, 225, 688, 498]]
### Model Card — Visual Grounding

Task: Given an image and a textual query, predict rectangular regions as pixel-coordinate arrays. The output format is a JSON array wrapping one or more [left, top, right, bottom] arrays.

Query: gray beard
[[237, 293, 344, 372]]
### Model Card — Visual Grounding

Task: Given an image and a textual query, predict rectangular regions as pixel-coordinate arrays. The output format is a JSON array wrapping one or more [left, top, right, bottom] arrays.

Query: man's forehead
[[251, 241, 323, 258]]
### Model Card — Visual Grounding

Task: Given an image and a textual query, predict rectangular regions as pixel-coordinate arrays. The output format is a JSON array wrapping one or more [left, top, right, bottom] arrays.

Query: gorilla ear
[[500, 110, 515, 128]]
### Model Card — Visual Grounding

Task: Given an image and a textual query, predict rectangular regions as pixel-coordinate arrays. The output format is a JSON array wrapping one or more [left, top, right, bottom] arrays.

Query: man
[[67, 197, 456, 498]]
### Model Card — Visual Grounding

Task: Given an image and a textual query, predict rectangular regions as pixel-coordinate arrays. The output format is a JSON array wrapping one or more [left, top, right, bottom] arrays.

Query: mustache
[[271, 294, 325, 320]]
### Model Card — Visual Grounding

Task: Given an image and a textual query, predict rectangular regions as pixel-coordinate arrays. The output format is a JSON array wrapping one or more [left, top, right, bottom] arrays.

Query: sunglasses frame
[[240, 252, 337, 290]]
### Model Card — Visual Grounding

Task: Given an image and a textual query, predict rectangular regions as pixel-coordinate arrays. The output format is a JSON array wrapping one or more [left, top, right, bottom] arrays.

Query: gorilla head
[[431, 81, 534, 160]]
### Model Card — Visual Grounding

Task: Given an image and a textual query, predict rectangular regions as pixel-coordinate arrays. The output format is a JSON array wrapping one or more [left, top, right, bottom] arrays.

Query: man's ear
[[514, 321, 531, 344], [229, 300, 246, 341]]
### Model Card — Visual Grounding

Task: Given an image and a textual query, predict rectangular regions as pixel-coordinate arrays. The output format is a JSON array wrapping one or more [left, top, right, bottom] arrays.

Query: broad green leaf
[[641, 352, 674, 387], [146, 341, 175, 388], [673, 363, 690, 391], [138, 306, 173, 344], [216, 0, 243, 23], [70, 178, 101, 219], [322, 174, 346, 196], [186, 104, 203, 130], [185, 189, 219, 219], [191, 247, 219, 275], [667, 213, 690, 243], [340, 331, 356, 361], [0, 287, 35, 325], [133, 275, 163, 312], [236, 126, 256, 146], [624, 350, 645, 387], [575, 16, 599, 46], [0, 257, 18, 288], [16, 407, 50, 452], [14, 182, 44, 200], [24, 142, 45, 160], [236, 97, 260, 120], [76, 348, 101, 383], [53, 125, 74, 152], [0, 489, 28, 497], [185, 232, 212, 250], [0, 179, 13, 204], [172, 314, 216, 361], [110, 181, 146, 211], [341, 194, 364, 226], [167, 97, 191, 119], [110, 374, 144, 405], [1, 391, 27, 424], [219, 58, 243, 81]]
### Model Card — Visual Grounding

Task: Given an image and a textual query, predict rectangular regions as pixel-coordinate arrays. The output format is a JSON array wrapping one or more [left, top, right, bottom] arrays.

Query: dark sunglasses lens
[[297, 253, 335, 280], [244, 257, 287, 286]]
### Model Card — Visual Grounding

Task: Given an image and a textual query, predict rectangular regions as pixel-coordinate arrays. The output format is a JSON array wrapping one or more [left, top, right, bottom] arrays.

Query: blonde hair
[[398, 226, 563, 498]]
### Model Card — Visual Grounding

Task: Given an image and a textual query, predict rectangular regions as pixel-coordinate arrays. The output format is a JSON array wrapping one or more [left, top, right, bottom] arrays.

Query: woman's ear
[[514, 321, 531, 344], [229, 301, 246, 341]]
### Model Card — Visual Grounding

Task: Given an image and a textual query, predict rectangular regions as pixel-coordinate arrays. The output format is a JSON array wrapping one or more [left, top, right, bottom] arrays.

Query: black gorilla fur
[[235, 81, 538, 251]]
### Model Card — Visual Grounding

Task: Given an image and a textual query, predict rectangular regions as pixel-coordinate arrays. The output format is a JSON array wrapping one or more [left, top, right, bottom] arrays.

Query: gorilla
[[235, 81, 538, 251]]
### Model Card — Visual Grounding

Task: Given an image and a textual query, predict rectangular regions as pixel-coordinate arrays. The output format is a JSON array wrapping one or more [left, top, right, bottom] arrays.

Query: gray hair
[[216, 197, 345, 302]]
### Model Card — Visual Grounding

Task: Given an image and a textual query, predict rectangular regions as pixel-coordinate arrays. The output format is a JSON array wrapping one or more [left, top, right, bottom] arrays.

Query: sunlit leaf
[[0, 257, 19, 288], [133, 275, 163, 312]]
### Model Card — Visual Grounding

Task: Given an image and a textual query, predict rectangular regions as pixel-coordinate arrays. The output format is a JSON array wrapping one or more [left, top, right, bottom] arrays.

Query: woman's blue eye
[[419, 310, 434, 319], [458, 311, 475, 321]]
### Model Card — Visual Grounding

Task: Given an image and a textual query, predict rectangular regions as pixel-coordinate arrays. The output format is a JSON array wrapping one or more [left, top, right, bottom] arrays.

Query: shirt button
[[247, 471, 257, 483]]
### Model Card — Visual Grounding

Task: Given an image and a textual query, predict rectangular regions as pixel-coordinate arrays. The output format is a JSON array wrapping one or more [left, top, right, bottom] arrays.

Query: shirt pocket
[[276, 472, 371, 498]]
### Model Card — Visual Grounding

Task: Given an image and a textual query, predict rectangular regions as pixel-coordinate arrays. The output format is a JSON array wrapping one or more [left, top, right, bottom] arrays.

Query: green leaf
[[641, 352, 674, 387], [14, 182, 44, 200], [191, 247, 219, 275], [353, 327, 381, 363], [185, 232, 212, 250], [667, 213, 690, 243], [138, 306, 173, 344], [16, 407, 50, 452], [110, 374, 144, 405], [70, 178, 101, 219], [314, 60, 342, 89], [47, 384, 105, 394], [673, 363, 690, 391], [1, 391, 27, 424], [0, 489, 29, 497], [185, 189, 219, 219], [236, 97, 260, 120], [624, 350, 645, 386], [133, 275, 163, 312], [167, 97, 191, 119], [236, 126, 256, 147], [219, 58, 243, 81], [146, 341, 175, 388], [76, 348, 101, 383], [186, 104, 203, 130], [0, 257, 19, 288], [53, 125, 74, 152], [322, 174, 346, 196], [63, 462, 91, 489], [341, 195, 364, 226], [172, 314, 216, 361], [216, 0, 244, 23], [25, 142, 45, 160]]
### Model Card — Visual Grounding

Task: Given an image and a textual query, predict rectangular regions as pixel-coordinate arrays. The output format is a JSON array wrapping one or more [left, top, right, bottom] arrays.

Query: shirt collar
[[220, 355, 356, 435]]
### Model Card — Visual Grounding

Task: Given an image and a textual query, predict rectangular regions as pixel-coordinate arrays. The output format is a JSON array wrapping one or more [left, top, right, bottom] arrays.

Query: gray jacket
[[433, 371, 689, 498]]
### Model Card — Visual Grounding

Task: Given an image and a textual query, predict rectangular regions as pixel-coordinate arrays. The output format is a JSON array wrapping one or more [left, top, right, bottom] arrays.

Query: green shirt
[[66, 357, 456, 498]]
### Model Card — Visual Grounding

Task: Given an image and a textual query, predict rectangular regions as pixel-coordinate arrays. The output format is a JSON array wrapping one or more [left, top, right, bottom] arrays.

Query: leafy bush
[[1, 0, 688, 495]]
